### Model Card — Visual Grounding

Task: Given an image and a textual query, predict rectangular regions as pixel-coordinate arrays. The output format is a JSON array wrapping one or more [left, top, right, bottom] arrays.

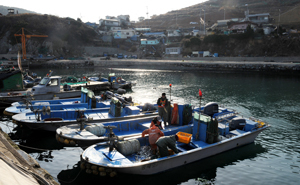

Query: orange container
[[176, 132, 192, 144]]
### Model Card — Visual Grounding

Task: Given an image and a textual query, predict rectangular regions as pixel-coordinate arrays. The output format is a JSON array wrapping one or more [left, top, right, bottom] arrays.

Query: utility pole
[[277, 9, 281, 35], [199, 9, 201, 33], [146, 6, 149, 28], [176, 10, 177, 28], [203, 9, 206, 35]]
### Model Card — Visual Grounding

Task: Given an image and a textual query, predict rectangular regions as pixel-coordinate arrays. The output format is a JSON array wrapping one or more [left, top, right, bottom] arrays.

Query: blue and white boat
[[56, 104, 196, 147], [80, 102, 269, 176], [4, 89, 132, 116], [12, 98, 158, 132]]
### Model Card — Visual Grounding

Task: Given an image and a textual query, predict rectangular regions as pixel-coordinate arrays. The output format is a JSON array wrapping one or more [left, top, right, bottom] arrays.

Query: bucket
[[257, 120, 265, 128], [176, 132, 192, 144]]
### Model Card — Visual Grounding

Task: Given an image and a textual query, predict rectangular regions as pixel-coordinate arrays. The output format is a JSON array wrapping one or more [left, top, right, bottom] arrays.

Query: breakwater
[[29, 58, 300, 74]]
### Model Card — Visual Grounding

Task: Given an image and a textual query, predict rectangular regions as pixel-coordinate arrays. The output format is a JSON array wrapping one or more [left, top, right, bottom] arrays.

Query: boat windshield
[[39, 78, 49, 85]]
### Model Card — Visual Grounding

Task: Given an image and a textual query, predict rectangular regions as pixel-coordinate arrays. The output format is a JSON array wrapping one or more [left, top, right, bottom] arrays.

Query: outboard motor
[[203, 102, 219, 117], [229, 117, 246, 130]]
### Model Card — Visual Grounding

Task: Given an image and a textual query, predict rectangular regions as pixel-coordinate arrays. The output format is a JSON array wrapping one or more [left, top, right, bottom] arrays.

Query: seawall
[[27, 58, 300, 74]]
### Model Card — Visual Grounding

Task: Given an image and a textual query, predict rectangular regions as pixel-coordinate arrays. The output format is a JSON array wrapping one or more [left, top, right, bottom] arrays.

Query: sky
[[2, 0, 207, 23]]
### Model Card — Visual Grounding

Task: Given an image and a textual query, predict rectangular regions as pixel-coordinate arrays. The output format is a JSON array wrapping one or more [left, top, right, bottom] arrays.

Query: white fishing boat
[[80, 102, 270, 176]]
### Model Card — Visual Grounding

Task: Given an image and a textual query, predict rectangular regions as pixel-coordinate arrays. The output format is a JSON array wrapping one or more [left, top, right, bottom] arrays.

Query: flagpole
[[196, 89, 203, 140]]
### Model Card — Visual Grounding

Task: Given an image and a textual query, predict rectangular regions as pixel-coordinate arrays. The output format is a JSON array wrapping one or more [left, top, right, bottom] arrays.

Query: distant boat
[[90, 73, 135, 90], [80, 102, 270, 176], [0, 71, 110, 107]]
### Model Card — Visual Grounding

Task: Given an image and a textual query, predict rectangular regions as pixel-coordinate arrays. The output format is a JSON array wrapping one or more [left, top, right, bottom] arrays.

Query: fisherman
[[142, 121, 164, 155], [157, 93, 169, 127], [150, 116, 163, 130], [156, 135, 179, 157]]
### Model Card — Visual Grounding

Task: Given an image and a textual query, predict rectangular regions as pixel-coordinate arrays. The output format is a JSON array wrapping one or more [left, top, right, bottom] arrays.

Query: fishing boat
[[0, 71, 111, 107], [55, 104, 195, 147], [12, 97, 158, 132], [80, 102, 269, 176], [0, 68, 24, 92], [3, 89, 133, 116], [108, 73, 135, 90]]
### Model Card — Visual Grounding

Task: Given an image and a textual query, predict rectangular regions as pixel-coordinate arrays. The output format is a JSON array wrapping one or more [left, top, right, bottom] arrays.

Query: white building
[[99, 19, 120, 27], [165, 47, 181, 55], [167, 30, 181, 37], [138, 17, 145, 22], [112, 29, 136, 39], [110, 27, 122, 31]]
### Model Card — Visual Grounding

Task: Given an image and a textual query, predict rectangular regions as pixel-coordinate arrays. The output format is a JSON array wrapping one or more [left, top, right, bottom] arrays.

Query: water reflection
[[57, 143, 266, 185]]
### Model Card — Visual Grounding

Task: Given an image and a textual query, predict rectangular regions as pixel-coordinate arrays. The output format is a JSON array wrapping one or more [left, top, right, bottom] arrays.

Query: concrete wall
[[28, 58, 300, 75]]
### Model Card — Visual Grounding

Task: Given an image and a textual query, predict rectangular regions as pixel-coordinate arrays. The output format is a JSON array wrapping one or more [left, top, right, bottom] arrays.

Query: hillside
[[0, 5, 36, 15], [0, 14, 98, 57], [136, 0, 300, 30]]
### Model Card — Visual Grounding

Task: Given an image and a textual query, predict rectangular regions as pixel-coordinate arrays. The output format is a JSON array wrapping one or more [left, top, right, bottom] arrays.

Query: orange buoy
[[171, 103, 179, 125]]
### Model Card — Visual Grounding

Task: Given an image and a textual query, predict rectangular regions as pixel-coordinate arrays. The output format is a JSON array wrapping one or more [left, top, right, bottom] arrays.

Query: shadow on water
[[57, 143, 267, 185], [7, 125, 64, 152]]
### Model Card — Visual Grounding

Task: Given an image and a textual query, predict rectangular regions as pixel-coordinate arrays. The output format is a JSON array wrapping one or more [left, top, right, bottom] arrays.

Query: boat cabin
[[31, 76, 61, 94]]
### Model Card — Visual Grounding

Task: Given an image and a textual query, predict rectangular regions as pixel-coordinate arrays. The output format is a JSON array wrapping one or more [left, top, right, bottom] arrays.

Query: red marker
[[169, 84, 172, 87], [199, 89, 202, 97]]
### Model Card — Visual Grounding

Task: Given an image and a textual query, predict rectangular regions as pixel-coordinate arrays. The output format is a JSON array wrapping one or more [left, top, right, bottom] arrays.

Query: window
[[39, 77, 49, 85], [49, 79, 58, 86]]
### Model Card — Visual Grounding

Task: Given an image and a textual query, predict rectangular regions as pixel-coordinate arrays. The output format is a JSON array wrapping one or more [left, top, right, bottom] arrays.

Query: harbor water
[[0, 67, 299, 185]]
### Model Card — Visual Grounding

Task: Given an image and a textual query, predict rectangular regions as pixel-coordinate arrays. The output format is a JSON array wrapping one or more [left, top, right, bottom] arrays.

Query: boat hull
[[0, 90, 82, 108], [82, 127, 267, 175], [13, 111, 158, 132]]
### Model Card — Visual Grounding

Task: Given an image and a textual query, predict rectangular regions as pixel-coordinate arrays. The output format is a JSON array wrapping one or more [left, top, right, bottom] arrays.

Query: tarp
[[0, 159, 39, 185]]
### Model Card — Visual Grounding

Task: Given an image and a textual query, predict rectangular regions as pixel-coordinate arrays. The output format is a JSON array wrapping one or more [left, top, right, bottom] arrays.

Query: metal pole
[[224, 8, 225, 20], [199, 9, 201, 33], [204, 9, 206, 35], [277, 9, 280, 35], [169, 84, 172, 102]]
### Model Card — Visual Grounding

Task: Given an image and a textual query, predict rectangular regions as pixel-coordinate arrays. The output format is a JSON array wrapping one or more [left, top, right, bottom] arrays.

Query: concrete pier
[[0, 127, 58, 185]]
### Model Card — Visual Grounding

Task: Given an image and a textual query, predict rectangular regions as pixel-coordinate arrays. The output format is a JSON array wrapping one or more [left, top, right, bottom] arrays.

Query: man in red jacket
[[142, 122, 164, 155], [149, 116, 163, 130]]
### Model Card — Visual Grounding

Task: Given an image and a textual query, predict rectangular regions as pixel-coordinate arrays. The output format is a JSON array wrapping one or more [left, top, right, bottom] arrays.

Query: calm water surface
[[0, 67, 299, 185]]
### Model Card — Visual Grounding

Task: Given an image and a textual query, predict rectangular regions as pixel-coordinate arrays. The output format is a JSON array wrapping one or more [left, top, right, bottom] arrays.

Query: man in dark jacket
[[156, 135, 179, 157], [157, 93, 169, 127]]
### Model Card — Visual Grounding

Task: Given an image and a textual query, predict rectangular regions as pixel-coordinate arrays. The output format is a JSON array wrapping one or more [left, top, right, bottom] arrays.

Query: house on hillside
[[85, 22, 98, 28], [141, 39, 159, 45], [167, 30, 181, 37], [99, 19, 120, 28], [112, 29, 136, 39], [143, 32, 166, 38], [117, 15, 131, 26], [7, 9, 14, 15], [246, 13, 270, 24], [110, 27, 121, 31], [134, 28, 151, 35], [228, 22, 258, 33], [165, 47, 181, 55], [138, 17, 145, 22]]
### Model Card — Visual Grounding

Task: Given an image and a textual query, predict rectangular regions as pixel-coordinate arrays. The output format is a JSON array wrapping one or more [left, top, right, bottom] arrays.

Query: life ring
[[116, 77, 122, 83]]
